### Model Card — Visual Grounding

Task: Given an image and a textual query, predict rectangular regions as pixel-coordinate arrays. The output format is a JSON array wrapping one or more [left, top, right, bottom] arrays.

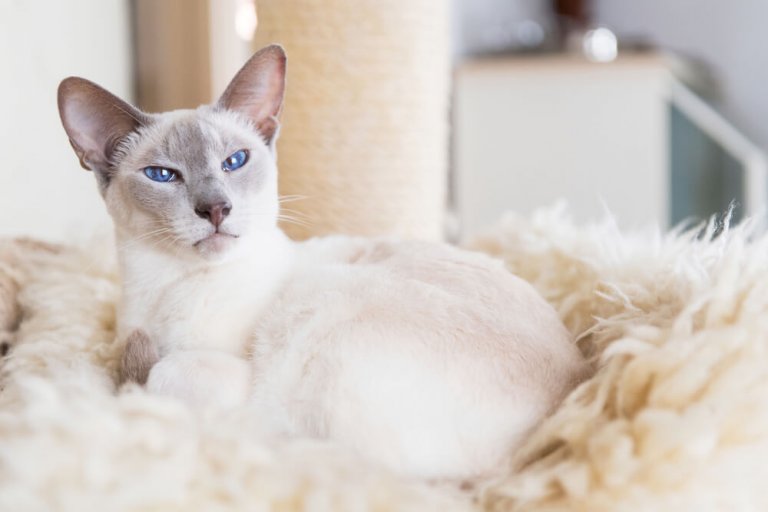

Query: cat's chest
[[160, 272, 261, 354], [124, 264, 281, 356]]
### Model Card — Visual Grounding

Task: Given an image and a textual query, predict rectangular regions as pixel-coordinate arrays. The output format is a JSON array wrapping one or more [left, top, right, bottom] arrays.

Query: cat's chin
[[193, 232, 239, 258]]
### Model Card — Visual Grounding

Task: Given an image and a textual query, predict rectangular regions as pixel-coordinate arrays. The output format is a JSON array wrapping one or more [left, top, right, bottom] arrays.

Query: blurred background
[[0, 0, 765, 243]]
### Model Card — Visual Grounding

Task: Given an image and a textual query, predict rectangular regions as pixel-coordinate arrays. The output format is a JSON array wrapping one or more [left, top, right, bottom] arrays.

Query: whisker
[[278, 215, 312, 229], [278, 194, 309, 204], [116, 227, 174, 250], [278, 207, 312, 221]]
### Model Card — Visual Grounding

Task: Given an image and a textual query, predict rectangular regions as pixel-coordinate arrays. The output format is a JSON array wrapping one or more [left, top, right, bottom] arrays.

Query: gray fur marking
[[120, 330, 159, 385]]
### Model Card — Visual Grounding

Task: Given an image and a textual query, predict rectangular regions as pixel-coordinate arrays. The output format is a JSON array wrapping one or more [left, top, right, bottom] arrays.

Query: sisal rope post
[[253, 0, 450, 240]]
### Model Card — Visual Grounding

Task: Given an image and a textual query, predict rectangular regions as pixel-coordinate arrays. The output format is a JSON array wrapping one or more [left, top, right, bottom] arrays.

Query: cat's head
[[57, 45, 286, 261]]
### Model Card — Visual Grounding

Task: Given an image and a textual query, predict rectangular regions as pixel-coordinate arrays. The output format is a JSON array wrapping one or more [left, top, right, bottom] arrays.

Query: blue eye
[[222, 150, 249, 172], [143, 166, 177, 183]]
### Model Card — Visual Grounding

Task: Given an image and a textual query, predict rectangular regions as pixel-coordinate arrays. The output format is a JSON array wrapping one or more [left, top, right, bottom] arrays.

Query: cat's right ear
[[217, 45, 287, 148], [57, 77, 148, 183]]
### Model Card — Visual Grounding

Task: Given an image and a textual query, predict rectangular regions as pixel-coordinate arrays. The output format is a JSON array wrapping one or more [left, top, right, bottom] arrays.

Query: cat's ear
[[217, 44, 286, 146], [57, 77, 148, 180]]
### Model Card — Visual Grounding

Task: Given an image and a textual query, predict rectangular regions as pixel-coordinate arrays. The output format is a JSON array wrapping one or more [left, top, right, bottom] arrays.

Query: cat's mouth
[[193, 231, 239, 252]]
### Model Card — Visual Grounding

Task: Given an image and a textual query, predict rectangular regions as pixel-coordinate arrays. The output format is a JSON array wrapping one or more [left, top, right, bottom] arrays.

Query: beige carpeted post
[[254, 0, 450, 240]]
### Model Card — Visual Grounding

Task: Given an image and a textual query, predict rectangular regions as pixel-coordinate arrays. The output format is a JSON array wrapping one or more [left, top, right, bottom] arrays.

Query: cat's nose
[[194, 201, 231, 228]]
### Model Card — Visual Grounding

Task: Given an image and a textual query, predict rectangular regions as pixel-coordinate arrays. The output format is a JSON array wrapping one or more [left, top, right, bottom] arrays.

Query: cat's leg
[[287, 322, 568, 481], [119, 329, 159, 385], [145, 349, 251, 409]]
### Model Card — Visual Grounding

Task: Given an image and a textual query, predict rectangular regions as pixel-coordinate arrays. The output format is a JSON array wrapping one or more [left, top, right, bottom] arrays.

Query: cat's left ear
[[217, 44, 286, 148]]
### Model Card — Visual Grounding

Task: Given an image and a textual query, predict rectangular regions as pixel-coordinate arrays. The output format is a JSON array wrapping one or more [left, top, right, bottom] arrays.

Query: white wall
[[595, 0, 768, 154], [0, 0, 132, 242], [452, 0, 553, 56]]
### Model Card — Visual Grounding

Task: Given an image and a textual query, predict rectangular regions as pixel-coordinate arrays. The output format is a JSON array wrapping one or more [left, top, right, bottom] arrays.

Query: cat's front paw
[[145, 350, 251, 409], [120, 329, 159, 385]]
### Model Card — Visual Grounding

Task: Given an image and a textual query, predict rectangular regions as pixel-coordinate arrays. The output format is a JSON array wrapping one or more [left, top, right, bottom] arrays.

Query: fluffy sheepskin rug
[[2, 207, 768, 511]]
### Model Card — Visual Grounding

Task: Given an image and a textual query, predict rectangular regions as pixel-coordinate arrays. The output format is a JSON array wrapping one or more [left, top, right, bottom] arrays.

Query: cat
[[57, 44, 589, 480]]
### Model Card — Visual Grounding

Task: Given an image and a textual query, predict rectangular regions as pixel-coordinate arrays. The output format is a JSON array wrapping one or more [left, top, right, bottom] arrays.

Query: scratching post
[[254, 0, 450, 240]]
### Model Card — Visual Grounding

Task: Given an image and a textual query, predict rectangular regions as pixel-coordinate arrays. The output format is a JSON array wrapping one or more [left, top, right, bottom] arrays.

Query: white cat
[[57, 45, 588, 480]]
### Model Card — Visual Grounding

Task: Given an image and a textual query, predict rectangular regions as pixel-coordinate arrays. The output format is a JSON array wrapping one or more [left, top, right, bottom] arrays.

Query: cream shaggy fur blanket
[[1, 207, 767, 511]]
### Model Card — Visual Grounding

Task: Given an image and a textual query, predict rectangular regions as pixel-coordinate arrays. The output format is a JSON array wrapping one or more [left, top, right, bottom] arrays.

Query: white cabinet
[[453, 53, 768, 238], [453, 54, 672, 238]]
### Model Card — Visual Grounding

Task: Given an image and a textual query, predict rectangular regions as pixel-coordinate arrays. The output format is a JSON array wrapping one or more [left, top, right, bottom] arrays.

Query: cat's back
[[274, 236, 577, 367]]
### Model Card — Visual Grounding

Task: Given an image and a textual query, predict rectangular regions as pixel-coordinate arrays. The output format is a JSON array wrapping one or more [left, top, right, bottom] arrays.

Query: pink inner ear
[[65, 100, 105, 155], [256, 117, 280, 145]]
